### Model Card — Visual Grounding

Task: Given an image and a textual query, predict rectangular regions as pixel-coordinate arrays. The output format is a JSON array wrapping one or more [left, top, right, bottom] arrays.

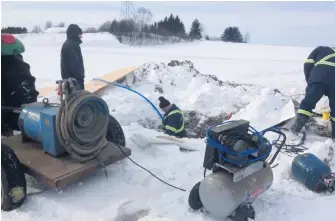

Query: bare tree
[[31, 25, 43, 33], [45, 20, 52, 30], [243, 32, 250, 43], [55, 22, 65, 27], [133, 7, 153, 30]]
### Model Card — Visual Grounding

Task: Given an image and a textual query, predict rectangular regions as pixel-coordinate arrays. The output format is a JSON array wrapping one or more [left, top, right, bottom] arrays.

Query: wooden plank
[[1, 135, 131, 189], [37, 66, 137, 97]]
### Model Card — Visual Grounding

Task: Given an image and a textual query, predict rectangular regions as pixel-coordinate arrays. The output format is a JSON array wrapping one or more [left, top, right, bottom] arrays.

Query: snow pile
[[15, 33, 66, 46], [138, 215, 174, 221], [231, 87, 295, 131], [102, 60, 264, 137], [308, 139, 335, 169]]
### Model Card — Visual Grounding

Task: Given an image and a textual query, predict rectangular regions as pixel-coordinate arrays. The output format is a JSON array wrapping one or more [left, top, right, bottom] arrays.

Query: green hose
[[55, 80, 110, 163]]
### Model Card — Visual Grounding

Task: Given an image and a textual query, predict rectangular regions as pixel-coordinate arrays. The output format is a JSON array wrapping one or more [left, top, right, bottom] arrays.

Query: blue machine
[[18, 102, 66, 157], [291, 153, 333, 192]]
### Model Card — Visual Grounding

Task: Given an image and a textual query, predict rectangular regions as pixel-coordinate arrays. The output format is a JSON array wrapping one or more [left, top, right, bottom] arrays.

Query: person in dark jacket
[[158, 96, 187, 138], [291, 46, 335, 140], [1, 54, 39, 134], [60, 24, 85, 89]]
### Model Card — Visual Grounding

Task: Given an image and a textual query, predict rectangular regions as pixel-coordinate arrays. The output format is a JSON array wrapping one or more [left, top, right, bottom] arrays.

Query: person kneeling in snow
[[158, 96, 187, 138]]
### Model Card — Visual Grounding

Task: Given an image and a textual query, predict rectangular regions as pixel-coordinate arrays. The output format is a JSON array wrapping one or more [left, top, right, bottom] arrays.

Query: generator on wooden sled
[[2, 78, 131, 208], [188, 120, 286, 221], [16, 78, 129, 162]]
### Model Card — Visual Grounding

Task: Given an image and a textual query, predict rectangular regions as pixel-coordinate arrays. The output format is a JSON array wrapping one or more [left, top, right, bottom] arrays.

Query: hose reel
[[55, 78, 110, 163]]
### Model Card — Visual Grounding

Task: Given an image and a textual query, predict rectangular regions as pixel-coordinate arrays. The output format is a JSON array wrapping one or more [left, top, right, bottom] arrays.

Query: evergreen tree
[[142, 24, 149, 33], [167, 14, 174, 33], [1, 27, 28, 34], [221, 27, 243, 43], [189, 19, 203, 39], [109, 19, 119, 34]]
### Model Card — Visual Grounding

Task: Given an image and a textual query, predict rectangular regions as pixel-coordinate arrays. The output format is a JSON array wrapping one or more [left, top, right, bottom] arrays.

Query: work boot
[[291, 114, 310, 134]]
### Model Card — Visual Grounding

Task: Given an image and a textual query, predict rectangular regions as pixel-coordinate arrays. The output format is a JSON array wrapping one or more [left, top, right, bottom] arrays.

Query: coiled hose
[[55, 79, 110, 163]]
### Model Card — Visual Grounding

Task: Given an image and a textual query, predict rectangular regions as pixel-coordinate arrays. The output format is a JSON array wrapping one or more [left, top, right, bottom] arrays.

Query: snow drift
[[101, 60, 295, 138]]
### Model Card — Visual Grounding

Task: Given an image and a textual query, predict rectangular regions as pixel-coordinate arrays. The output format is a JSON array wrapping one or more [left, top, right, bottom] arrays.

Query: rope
[[92, 78, 164, 120], [55, 79, 110, 163]]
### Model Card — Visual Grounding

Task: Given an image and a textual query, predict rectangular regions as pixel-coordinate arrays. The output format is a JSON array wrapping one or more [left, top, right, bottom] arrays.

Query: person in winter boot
[[61, 24, 85, 90], [1, 34, 39, 134], [158, 96, 187, 138], [291, 46, 335, 140]]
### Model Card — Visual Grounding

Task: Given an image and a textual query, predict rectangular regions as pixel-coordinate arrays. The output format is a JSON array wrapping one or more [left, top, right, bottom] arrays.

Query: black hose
[[55, 80, 110, 163]]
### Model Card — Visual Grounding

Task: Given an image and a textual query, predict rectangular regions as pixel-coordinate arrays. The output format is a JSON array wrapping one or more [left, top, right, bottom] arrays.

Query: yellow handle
[[322, 111, 330, 120]]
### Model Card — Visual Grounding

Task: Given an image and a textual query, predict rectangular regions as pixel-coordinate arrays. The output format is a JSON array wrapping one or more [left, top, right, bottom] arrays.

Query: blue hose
[[92, 78, 164, 120]]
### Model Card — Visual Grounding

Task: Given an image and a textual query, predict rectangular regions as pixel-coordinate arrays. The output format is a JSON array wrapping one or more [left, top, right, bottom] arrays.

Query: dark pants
[[73, 79, 84, 90], [78, 81, 85, 90], [299, 83, 335, 121], [299, 83, 335, 139]]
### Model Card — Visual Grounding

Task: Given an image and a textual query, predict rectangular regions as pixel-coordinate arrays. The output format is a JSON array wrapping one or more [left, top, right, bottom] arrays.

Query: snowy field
[[2, 33, 334, 221]]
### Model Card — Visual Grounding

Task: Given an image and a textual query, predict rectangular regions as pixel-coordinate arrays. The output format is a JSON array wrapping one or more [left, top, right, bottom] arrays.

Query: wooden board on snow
[[130, 133, 199, 151], [37, 66, 137, 97], [1, 134, 131, 189]]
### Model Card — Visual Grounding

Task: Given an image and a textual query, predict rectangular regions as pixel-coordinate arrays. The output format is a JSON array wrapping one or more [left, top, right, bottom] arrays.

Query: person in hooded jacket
[[291, 46, 335, 140], [158, 96, 187, 138], [60, 24, 85, 89], [1, 35, 39, 135]]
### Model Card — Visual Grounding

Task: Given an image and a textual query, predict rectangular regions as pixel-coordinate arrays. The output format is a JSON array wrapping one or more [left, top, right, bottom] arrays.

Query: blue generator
[[18, 102, 66, 157]]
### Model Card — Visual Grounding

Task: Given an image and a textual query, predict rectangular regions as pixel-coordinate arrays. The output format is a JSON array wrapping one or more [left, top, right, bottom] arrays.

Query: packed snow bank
[[101, 60, 297, 138], [101, 60, 257, 137], [231, 87, 295, 131]]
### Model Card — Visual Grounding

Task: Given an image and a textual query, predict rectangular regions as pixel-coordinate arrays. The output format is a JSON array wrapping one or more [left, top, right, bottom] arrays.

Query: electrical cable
[[89, 79, 189, 192], [272, 127, 308, 157], [113, 142, 187, 192]]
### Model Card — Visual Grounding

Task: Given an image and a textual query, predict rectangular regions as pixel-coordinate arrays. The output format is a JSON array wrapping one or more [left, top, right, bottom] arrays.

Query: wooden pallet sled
[[37, 66, 137, 97]]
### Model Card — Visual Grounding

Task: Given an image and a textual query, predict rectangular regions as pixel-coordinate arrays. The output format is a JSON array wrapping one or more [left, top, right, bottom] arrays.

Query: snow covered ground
[[3, 33, 334, 221]]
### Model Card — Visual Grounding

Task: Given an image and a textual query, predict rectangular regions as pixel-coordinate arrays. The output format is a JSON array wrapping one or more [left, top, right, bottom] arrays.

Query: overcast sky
[[2, 1, 335, 47]]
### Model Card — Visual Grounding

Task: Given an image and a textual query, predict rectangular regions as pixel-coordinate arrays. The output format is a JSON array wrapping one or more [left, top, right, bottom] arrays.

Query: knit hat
[[158, 96, 171, 109]]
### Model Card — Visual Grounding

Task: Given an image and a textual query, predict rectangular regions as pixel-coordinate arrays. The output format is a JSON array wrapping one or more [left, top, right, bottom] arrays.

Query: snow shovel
[[130, 133, 199, 152]]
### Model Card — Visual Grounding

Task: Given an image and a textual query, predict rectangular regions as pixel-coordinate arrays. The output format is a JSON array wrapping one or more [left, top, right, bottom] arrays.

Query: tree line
[[1, 27, 27, 34], [98, 9, 249, 43], [1, 6, 250, 43]]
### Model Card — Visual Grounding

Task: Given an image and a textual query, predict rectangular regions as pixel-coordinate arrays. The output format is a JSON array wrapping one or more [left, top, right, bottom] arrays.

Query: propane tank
[[291, 153, 333, 192], [198, 164, 274, 219]]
